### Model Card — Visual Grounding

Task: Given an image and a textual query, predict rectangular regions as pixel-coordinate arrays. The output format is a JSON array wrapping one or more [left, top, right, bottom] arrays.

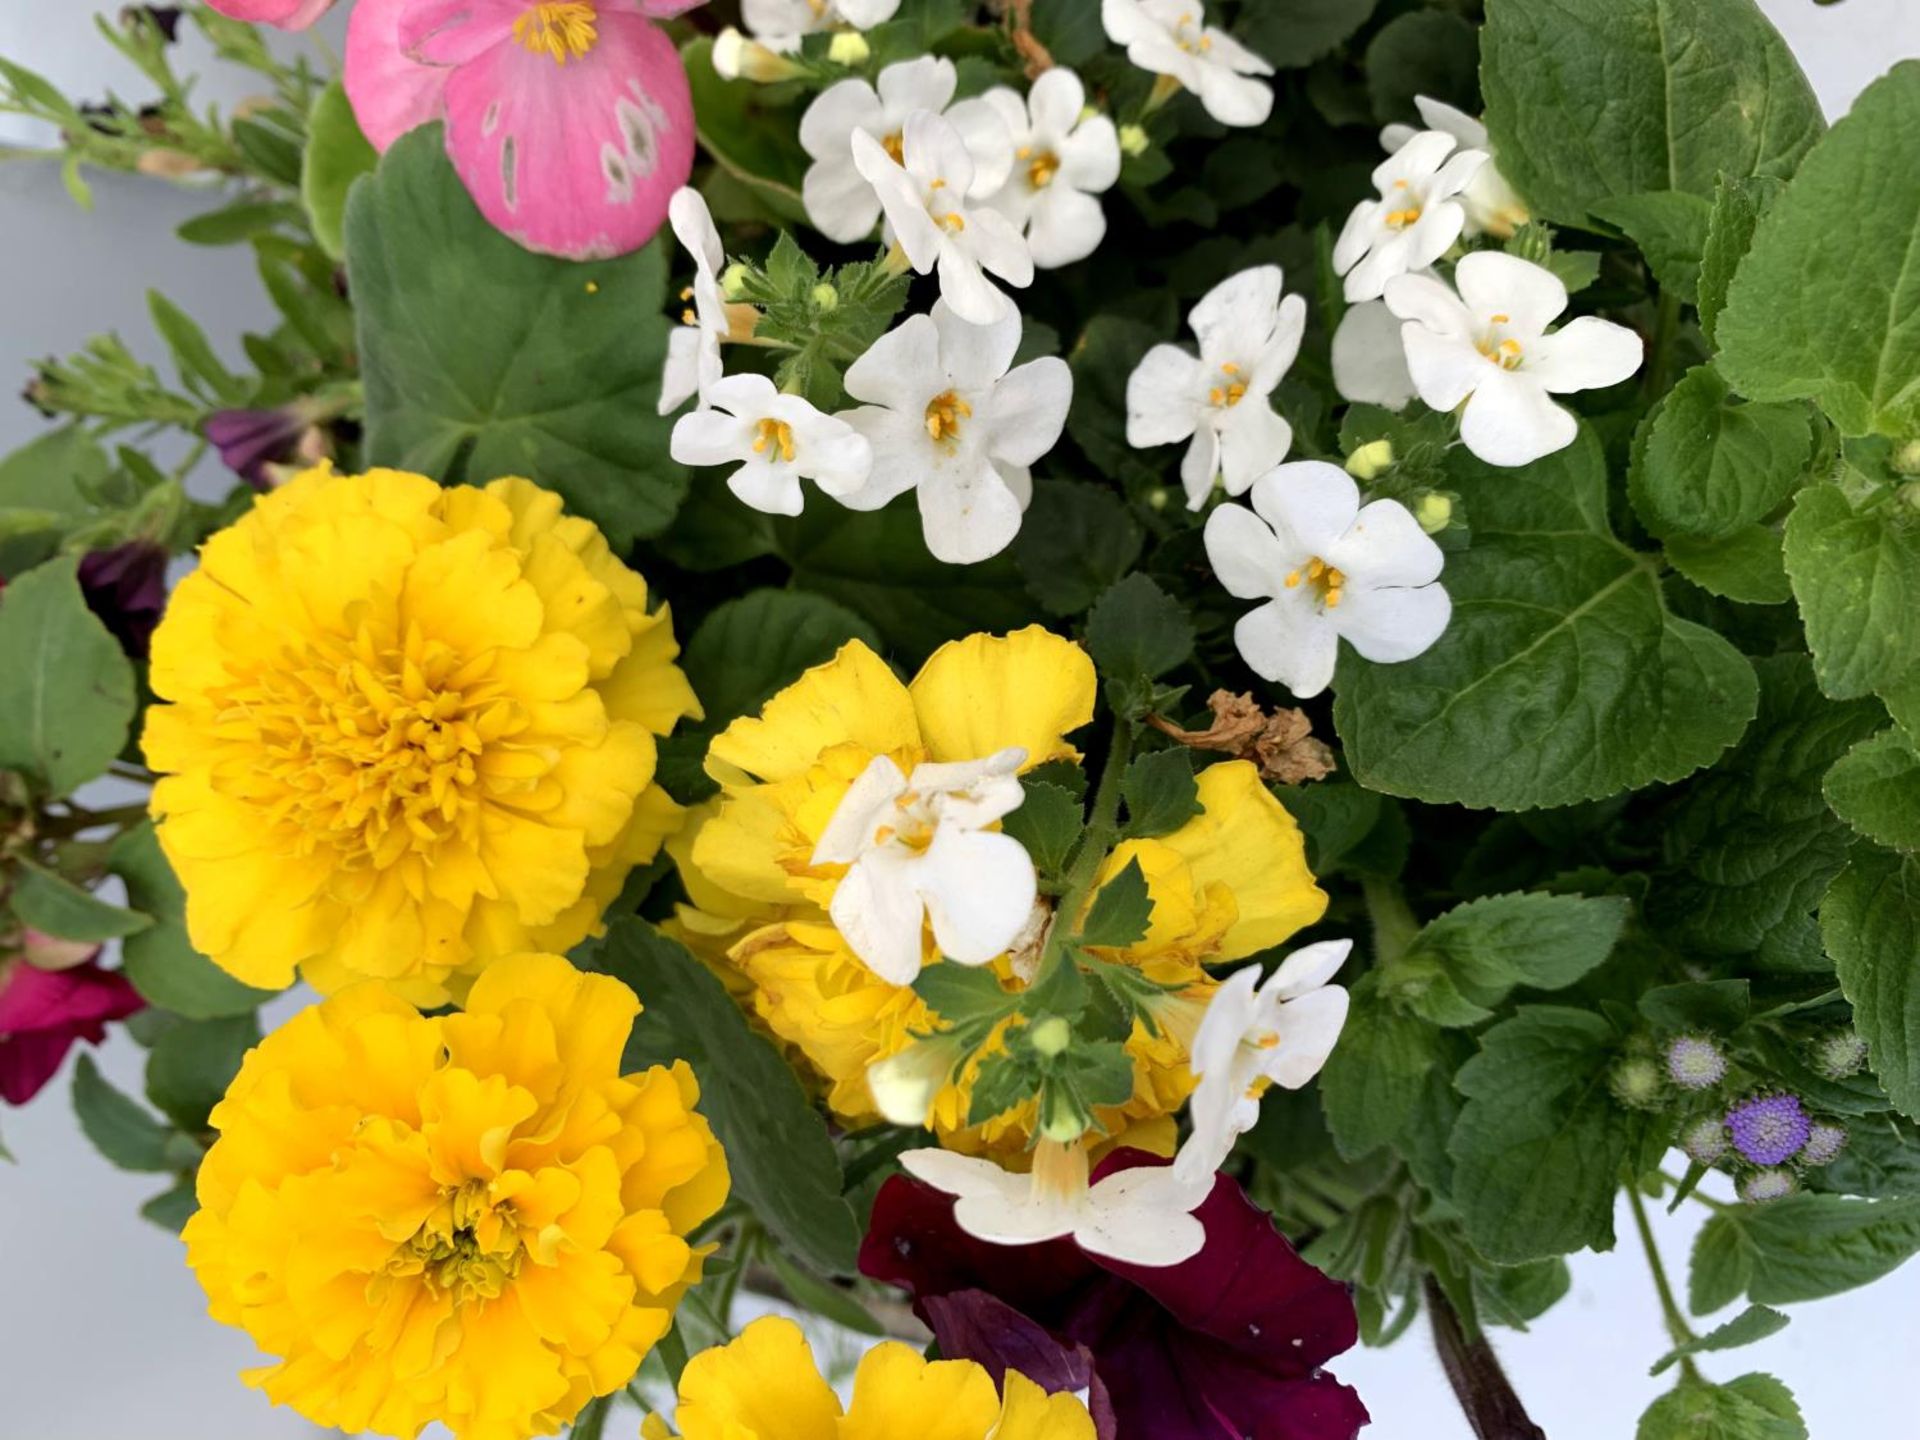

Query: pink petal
[[401, 0, 523, 66], [0, 961, 144, 1105], [441, 14, 695, 260], [206, 0, 335, 30], [344, 0, 451, 153]]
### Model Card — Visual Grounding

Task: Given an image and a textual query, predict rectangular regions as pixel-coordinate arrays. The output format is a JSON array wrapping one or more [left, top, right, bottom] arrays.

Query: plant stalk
[[1423, 1275, 1547, 1440], [1627, 1183, 1699, 1378]]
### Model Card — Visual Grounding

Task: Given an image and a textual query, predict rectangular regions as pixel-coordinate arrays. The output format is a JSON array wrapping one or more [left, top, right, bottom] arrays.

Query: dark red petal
[[921, 1289, 1119, 1440]]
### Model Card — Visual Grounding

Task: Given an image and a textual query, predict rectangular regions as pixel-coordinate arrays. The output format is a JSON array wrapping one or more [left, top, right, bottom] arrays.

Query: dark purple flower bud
[[1665, 1034, 1728, 1091], [202, 406, 323, 491], [77, 540, 167, 659], [1679, 1116, 1728, 1165], [1739, 1168, 1798, 1204], [1811, 1029, 1869, 1080], [1799, 1121, 1847, 1168], [1725, 1093, 1811, 1166]]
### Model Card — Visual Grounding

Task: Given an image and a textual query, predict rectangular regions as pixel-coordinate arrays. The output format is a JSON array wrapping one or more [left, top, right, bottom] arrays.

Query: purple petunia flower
[[1726, 1093, 1811, 1166], [203, 405, 326, 490], [1800, 1121, 1848, 1168], [77, 540, 168, 659], [1740, 1168, 1798, 1204]]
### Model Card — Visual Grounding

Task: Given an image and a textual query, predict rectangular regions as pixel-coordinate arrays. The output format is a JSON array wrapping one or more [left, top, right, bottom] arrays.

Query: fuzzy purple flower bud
[[1811, 1029, 1869, 1081], [1799, 1121, 1847, 1168], [1726, 1093, 1811, 1166], [1680, 1116, 1728, 1165], [1664, 1034, 1727, 1091], [1739, 1168, 1798, 1204], [77, 540, 168, 659]]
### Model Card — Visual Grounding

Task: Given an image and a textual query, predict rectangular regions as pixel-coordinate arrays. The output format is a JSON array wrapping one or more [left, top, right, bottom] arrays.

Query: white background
[[3, 3, 1918, 1436]]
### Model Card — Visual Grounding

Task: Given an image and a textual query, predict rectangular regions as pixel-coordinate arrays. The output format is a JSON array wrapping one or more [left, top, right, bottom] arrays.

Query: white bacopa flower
[[901, 1138, 1212, 1265], [659, 187, 730, 415], [836, 299, 1071, 564], [854, 111, 1034, 326], [1101, 0, 1275, 128], [812, 747, 1037, 985], [1205, 460, 1451, 699], [1384, 251, 1644, 467], [1330, 299, 1415, 411], [1333, 131, 1487, 303], [800, 57, 1013, 243], [743, 0, 901, 46], [974, 69, 1121, 269], [1175, 940, 1353, 1186], [1125, 265, 1306, 509], [669, 374, 873, 517], [1382, 96, 1529, 241]]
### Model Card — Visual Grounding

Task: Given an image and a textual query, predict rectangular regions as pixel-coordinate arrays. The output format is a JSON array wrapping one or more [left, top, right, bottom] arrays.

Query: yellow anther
[[1293, 556, 1347, 610], [512, 2, 599, 64], [1491, 312, 1510, 324], [1254, 1031, 1281, 1050], [924, 390, 973, 443], [681, 308, 697, 325], [1284, 569, 1302, 589], [751, 417, 796, 463], [1026, 149, 1061, 189], [1384, 206, 1423, 230], [938, 211, 967, 232], [882, 130, 905, 166]]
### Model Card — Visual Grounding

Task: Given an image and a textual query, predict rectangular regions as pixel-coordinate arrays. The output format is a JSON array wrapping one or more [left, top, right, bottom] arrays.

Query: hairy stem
[[1628, 1183, 1699, 1376], [1361, 877, 1421, 968], [1423, 1276, 1547, 1440]]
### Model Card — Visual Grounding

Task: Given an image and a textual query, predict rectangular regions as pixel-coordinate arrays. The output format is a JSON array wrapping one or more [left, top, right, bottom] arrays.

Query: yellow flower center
[[382, 1181, 525, 1305], [1019, 145, 1062, 190], [925, 389, 973, 444], [752, 417, 797, 463], [1208, 360, 1248, 408], [881, 130, 906, 166], [1476, 315, 1525, 369], [513, 2, 599, 64], [1172, 12, 1214, 52], [1283, 556, 1347, 609]]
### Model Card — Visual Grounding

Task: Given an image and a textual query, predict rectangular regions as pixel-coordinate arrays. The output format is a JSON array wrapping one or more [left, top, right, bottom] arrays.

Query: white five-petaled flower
[[659, 188, 729, 415], [1175, 940, 1353, 1186], [1330, 300, 1416, 411], [1333, 131, 1487, 302], [901, 1138, 1213, 1266], [836, 300, 1071, 564], [812, 747, 1037, 986], [1205, 461, 1451, 699], [800, 57, 1012, 244], [974, 69, 1121, 269], [1101, 0, 1275, 128], [1385, 251, 1644, 467], [1125, 266, 1306, 509], [1382, 96, 1529, 241], [744, 0, 901, 46], [669, 374, 872, 517], [854, 111, 1034, 326]]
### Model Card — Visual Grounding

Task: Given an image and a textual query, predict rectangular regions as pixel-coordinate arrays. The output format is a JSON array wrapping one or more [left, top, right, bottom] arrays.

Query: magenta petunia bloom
[[205, 0, 337, 29], [861, 1150, 1369, 1440], [344, 0, 704, 261], [0, 943, 145, 1106]]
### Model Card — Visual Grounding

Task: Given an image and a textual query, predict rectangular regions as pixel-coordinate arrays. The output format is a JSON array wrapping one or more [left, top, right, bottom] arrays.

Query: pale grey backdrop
[[2, 3, 1917, 1436]]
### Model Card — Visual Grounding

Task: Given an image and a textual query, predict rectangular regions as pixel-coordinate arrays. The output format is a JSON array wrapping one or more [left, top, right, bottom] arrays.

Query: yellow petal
[[909, 627, 1095, 766], [841, 1342, 1001, 1440], [993, 1370, 1097, 1440], [675, 1316, 842, 1440], [706, 639, 916, 787]]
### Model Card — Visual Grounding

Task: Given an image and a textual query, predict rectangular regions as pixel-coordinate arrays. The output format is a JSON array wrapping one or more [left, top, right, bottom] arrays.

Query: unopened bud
[[1739, 1168, 1797, 1204], [1146, 485, 1170, 511], [1415, 492, 1453, 534], [1894, 438, 1920, 475], [1039, 1088, 1088, 1143], [1811, 1028, 1869, 1080], [1801, 1120, 1848, 1167], [1344, 439, 1394, 481], [721, 261, 750, 300], [865, 1038, 960, 1127], [1029, 1015, 1072, 1058], [1664, 1034, 1727, 1092], [1118, 123, 1150, 158], [136, 147, 204, 179], [1608, 1055, 1665, 1111], [712, 27, 804, 83], [827, 30, 870, 66], [1679, 1116, 1728, 1165], [811, 281, 840, 312]]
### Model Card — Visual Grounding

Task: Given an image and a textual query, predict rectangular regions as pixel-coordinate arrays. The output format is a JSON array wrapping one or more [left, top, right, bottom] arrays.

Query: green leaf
[[1741, 1193, 1920, 1303], [1815, 1116, 1920, 1198], [107, 823, 274, 1020], [71, 1054, 174, 1173], [1650, 1305, 1789, 1376], [1025, 0, 1107, 66], [1480, 0, 1822, 227], [1690, 1210, 1755, 1314], [600, 920, 863, 1275], [762, 1246, 886, 1337], [1078, 858, 1154, 949], [8, 860, 151, 942], [1066, 315, 1166, 489], [175, 198, 304, 248], [1823, 847, 1920, 1118], [1011, 480, 1144, 617], [1637, 1374, 1807, 1440], [913, 964, 1019, 1027], [1365, 11, 1480, 126], [1334, 425, 1758, 810], [147, 291, 246, 405], [1825, 729, 1920, 852], [1666, 528, 1793, 606], [1697, 175, 1785, 346], [301, 80, 378, 260], [1235, 0, 1380, 68], [1319, 979, 1449, 1158], [140, 1177, 200, 1233], [1085, 574, 1193, 683], [1782, 483, 1920, 701], [1590, 191, 1714, 300], [1637, 979, 1750, 1033], [1119, 747, 1202, 840], [1392, 891, 1630, 1025], [1449, 1006, 1636, 1262], [1628, 366, 1812, 542], [682, 38, 809, 223], [682, 590, 880, 733], [0, 557, 136, 794], [346, 125, 686, 547], [1000, 780, 1085, 880], [1718, 64, 1920, 437], [1646, 655, 1882, 955], [145, 1013, 260, 1132]]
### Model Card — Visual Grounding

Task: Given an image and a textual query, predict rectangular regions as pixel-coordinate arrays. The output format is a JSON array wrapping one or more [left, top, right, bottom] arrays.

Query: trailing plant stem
[[1423, 1275, 1546, 1440], [1628, 1184, 1699, 1379]]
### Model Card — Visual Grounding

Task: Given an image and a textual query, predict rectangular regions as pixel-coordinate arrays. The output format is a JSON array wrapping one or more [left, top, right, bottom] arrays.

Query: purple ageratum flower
[[77, 541, 168, 659], [861, 1149, 1369, 1440], [1726, 1093, 1811, 1166], [1665, 1034, 1727, 1091], [1740, 1168, 1798, 1204], [1800, 1121, 1848, 1168], [1680, 1116, 1729, 1165]]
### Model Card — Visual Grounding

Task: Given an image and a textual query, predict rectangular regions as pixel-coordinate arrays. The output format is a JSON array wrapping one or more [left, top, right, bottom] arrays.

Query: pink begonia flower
[[345, 0, 705, 261], [205, 0, 337, 29], [0, 939, 145, 1106]]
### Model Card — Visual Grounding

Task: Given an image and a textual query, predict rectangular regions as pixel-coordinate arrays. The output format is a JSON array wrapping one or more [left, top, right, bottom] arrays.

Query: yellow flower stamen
[[882, 130, 906, 166], [1384, 206, 1423, 230], [751, 417, 797, 463], [1026, 149, 1062, 189], [1288, 556, 1346, 609], [1207, 362, 1248, 409], [512, 2, 599, 64], [925, 390, 972, 443]]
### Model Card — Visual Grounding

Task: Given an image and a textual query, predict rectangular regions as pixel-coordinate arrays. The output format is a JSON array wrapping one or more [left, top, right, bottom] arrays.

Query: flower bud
[[1800, 1120, 1847, 1167], [1344, 439, 1394, 481], [1739, 1168, 1797, 1204], [1038, 1086, 1088, 1143], [865, 1037, 960, 1127], [1893, 438, 1920, 475], [1608, 1055, 1665, 1111], [721, 261, 751, 300], [712, 27, 804, 83], [1664, 1034, 1728, 1092], [811, 281, 840, 313], [1414, 492, 1454, 534], [827, 30, 870, 66], [1118, 123, 1150, 158], [1029, 1015, 1072, 1058], [1811, 1028, 1869, 1080], [1679, 1116, 1728, 1165]]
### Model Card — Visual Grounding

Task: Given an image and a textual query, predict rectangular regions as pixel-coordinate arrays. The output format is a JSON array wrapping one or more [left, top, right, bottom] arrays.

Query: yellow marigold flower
[[657, 1315, 1094, 1440], [144, 466, 699, 1005], [670, 629, 1327, 1157], [185, 953, 728, 1440]]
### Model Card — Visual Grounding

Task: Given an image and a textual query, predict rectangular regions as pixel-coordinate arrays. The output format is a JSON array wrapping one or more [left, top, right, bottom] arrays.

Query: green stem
[[656, 1322, 691, 1389], [1361, 877, 1420, 968], [1628, 1184, 1699, 1378], [1645, 290, 1681, 401], [568, 1394, 614, 1440], [1032, 718, 1135, 980]]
